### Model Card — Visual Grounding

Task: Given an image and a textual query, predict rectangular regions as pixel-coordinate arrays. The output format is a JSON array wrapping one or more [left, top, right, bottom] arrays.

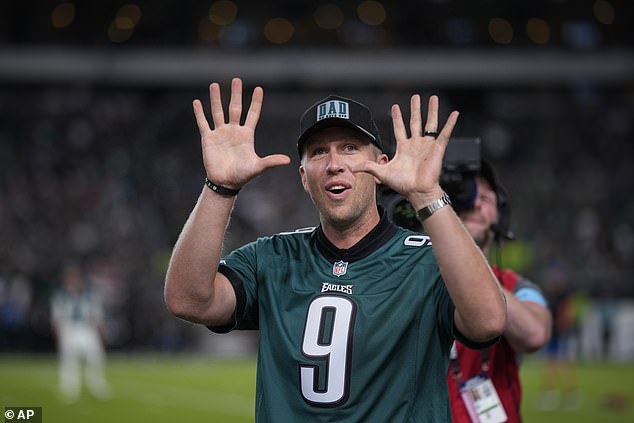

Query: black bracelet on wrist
[[205, 177, 241, 197]]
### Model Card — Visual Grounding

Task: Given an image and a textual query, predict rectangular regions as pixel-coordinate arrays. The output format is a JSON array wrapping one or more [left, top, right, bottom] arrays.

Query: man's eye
[[343, 144, 358, 152]]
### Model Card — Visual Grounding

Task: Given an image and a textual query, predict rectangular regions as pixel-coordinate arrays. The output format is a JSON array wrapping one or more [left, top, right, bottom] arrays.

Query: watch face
[[416, 204, 433, 221]]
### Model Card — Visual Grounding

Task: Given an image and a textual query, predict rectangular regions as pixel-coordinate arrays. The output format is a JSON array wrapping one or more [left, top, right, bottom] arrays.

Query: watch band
[[416, 192, 451, 222]]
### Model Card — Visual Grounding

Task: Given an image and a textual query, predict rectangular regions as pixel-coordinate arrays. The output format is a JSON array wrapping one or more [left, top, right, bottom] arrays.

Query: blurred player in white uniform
[[51, 263, 110, 402]]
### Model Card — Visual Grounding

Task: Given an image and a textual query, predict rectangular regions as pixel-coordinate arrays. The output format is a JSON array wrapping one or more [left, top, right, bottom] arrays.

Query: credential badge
[[332, 260, 348, 277]]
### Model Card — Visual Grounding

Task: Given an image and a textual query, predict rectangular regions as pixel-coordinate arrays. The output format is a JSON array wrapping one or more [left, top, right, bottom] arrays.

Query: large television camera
[[380, 137, 483, 231]]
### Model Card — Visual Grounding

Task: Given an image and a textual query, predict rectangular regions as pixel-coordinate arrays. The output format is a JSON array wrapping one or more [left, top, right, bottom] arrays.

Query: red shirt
[[447, 268, 522, 423]]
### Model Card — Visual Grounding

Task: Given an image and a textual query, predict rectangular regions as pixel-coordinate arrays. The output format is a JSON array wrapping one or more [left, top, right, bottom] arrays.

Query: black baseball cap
[[297, 95, 382, 158]]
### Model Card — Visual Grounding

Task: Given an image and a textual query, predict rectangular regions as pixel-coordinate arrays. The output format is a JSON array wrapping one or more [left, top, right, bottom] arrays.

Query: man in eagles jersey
[[164, 78, 507, 422]]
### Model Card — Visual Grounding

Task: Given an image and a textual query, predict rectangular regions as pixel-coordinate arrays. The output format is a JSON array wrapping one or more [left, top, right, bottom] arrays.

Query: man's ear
[[378, 152, 389, 165], [299, 165, 309, 193], [373, 152, 389, 184]]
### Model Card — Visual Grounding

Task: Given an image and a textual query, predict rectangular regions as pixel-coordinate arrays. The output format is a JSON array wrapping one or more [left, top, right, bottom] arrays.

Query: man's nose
[[326, 152, 345, 173], [471, 195, 483, 209]]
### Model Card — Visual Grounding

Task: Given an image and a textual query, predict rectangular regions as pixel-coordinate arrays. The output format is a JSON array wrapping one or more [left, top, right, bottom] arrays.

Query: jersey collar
[[313, 206, 398, 263]]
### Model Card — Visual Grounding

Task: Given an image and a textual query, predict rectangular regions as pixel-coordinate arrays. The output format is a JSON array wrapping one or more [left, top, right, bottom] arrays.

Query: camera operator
[[382, 138, 552, 423]]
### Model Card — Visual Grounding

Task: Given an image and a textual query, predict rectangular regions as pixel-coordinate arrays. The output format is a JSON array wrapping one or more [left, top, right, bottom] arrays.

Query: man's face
[[458, 176, 498, 248], [63, 266, 84, 294], [299, 126, 387, 229]]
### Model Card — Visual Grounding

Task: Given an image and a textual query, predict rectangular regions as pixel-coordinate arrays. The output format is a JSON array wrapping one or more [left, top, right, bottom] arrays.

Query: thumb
[[260, 154, 292, 170], [352, 160, 385, 180]]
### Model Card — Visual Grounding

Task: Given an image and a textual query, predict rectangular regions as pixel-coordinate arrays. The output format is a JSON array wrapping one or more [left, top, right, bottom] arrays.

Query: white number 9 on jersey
[[299, 295, 356, 407]]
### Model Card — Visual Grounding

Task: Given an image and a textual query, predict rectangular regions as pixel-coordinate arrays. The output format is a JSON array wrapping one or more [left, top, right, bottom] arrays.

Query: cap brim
[[297, 118, 377, 158]]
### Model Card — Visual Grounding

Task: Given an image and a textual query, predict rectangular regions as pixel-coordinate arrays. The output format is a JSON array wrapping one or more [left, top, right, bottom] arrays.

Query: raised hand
[[192, 78, 291, 190], [353, 95, 459, 205]]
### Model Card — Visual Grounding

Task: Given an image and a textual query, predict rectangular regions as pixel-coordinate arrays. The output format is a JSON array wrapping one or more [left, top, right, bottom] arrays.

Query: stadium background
[[1, 1, 633, 422]]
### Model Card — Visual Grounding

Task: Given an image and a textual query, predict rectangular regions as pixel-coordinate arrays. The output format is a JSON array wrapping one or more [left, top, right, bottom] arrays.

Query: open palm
[[353, 95, 459, 203], [193, 78, 290, 190]]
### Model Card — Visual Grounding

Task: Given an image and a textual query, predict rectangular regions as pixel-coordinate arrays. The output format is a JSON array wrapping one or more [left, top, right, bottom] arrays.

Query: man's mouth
[[327, 185, 348, 194], [325, 182, 351, 197]]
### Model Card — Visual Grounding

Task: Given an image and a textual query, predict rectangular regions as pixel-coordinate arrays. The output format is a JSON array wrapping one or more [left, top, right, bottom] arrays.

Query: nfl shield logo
[[332, 260, 348, 277]]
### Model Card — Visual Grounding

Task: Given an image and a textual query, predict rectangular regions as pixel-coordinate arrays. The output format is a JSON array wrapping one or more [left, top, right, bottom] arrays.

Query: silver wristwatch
[[416, 192, 452, 222]]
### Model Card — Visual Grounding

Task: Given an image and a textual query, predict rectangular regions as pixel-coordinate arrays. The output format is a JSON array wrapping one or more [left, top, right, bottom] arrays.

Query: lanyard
[[450, 342, 490, 384]]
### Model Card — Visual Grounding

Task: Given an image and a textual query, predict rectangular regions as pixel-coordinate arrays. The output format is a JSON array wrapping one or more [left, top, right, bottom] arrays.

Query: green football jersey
[[212, 211, 473, 422]]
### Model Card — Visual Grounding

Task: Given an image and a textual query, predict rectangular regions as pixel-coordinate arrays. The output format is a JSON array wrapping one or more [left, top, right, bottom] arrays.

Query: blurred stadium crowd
[[0, 1, 632, 356], [1, 0, 630, 48]]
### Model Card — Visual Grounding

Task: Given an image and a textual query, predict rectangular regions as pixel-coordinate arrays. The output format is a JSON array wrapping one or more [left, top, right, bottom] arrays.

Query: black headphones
[[479, 160, 514, 244]]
